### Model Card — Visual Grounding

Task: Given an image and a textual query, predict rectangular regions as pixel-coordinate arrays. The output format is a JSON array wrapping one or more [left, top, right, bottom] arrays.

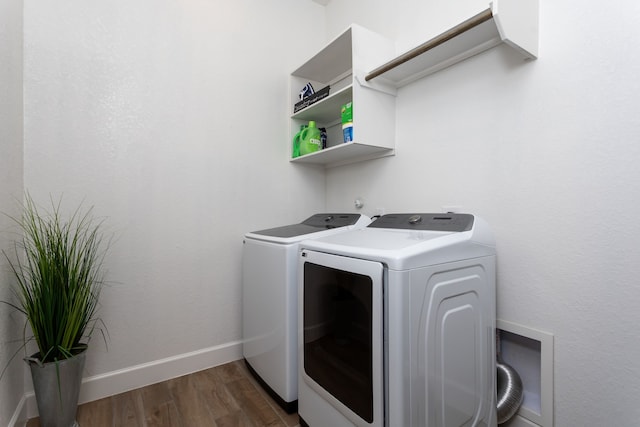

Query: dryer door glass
[[302, 255, 383, 425]]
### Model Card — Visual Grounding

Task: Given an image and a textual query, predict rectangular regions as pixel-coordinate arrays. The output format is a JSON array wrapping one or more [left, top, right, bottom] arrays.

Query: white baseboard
[[7, 393, 27, 427], [23, 340, 243, 420]]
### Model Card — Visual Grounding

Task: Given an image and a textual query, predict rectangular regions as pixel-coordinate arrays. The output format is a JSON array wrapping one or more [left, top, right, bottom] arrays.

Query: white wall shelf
[[288, 0, 538, 167], [364, 0, 539, 89], [289, 25, 396, 168]]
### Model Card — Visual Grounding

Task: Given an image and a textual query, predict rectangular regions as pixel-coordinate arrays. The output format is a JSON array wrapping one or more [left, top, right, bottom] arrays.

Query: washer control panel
[[252, 213, 366, 238]]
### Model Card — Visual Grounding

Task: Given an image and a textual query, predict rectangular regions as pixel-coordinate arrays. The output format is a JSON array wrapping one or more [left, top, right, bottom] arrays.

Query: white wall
[[323, 0, 640, 425], [13, 0, 640, 424], [21, 0, 326, 405], [0, 0, 25, 424]]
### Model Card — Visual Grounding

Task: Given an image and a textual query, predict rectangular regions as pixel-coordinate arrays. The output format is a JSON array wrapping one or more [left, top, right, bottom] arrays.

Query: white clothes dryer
[[242, 213, 371, 412], [297, 213, 497, 427]]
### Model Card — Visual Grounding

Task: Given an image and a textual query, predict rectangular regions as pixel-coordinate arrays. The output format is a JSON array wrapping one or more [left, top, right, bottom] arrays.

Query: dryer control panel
[[368, 213, 474, 232]]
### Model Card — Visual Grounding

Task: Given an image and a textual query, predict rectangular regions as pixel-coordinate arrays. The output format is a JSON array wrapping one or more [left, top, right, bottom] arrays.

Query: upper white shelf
[[291, 85, 353, 123], [364, 0, 538, 88]]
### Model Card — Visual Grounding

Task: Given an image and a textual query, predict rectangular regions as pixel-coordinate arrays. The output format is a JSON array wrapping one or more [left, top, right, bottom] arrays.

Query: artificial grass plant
[[2, 194, 108, 364]]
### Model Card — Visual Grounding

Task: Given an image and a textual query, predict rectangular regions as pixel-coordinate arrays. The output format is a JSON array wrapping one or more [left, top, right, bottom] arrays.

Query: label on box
[[343, 123, 353, 143]]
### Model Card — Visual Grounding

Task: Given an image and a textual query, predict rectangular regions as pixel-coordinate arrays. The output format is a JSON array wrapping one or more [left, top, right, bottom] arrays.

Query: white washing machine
[[298, 213, 497, 427], [242, 213, 371, 412]]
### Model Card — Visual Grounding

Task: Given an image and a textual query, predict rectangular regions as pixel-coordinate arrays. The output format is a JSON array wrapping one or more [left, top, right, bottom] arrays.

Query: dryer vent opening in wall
[[496, 320, 554, 427]]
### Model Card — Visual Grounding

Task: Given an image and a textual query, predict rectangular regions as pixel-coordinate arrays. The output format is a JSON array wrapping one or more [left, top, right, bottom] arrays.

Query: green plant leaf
[[2, 193, 110, 364]]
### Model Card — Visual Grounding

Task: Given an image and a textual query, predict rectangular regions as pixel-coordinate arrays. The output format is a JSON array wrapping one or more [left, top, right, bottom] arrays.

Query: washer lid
[[245, 213, 370, 242], [300, 213, 495, 270]]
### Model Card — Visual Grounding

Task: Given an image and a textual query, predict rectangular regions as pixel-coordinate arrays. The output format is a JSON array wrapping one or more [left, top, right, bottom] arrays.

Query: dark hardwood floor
[[27, 360, 300, 427]]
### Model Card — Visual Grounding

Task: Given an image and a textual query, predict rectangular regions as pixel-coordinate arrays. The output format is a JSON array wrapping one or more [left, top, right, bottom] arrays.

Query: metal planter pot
[[28, 348, 87, 427]]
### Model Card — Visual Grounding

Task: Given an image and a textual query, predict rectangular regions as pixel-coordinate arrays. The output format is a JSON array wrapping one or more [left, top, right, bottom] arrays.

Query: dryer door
[[299, 250, 384, 427]]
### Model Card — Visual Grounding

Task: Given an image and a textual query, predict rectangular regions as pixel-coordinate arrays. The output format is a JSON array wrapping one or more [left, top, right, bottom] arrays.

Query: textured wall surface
[[0, 0, 24, 423], [323, 0, 640, 425], [22, 0, 326, 395]]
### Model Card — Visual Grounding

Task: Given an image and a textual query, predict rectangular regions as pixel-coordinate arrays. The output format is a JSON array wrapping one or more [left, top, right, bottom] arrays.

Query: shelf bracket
[[355, 72, 398, 97]]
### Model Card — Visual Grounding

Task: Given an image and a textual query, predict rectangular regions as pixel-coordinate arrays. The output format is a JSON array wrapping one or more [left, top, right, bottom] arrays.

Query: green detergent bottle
[[300, 120, 322, 156], [292, 124, 306, 158]]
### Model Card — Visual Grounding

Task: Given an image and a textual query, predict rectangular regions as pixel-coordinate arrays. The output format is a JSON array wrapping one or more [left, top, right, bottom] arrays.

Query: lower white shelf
[[290, 141, 395, 168]]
